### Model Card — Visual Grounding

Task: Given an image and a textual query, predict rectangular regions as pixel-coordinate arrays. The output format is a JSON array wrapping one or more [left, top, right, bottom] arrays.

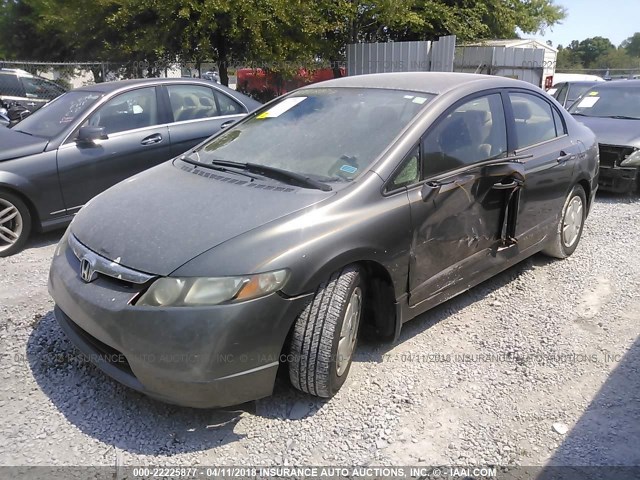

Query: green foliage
[[556, 33, 640, 71], [621, 33, 640, 58], [0, 0, 567, 84]]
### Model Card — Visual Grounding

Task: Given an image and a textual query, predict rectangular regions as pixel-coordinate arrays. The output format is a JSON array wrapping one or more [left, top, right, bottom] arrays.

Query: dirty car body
[[49, 73, 599, 408], [0, 78, 260, 256], [569, 80, 640, 193]]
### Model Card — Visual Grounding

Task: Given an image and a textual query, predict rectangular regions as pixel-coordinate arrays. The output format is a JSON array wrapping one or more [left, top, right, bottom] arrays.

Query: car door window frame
[[211, 86, 247, 116], [383, 88, 511, 195], [504, 88, 568, 153], [62, 86, 165, 145]]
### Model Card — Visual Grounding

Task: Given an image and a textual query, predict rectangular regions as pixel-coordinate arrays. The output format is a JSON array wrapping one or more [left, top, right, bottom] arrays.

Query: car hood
[[0, 127, 49, 161], [70, 160, 333, 276], [573, 115, 640, 147]]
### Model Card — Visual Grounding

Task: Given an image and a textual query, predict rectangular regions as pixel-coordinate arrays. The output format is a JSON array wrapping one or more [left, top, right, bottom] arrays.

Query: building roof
[[461, 39, 557, 53]]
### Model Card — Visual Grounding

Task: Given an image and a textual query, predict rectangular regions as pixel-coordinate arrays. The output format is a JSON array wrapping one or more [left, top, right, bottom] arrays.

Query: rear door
[[162, 83, 248, 156], [505, 90, 578, 250], [56, 86, 172, 211], [395, 91, 522, 307]]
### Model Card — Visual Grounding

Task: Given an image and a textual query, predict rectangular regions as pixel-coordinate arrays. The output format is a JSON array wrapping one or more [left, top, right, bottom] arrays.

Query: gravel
[[0, 193, 639, 467]]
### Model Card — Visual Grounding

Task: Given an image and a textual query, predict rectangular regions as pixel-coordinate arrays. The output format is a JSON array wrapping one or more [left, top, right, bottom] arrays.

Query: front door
[[57, 86, 172, 211], [406, 92, 520, 307]]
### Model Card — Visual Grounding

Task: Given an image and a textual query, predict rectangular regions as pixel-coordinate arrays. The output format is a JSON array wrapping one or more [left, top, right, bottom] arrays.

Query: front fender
[[172, 173, 413, 301]]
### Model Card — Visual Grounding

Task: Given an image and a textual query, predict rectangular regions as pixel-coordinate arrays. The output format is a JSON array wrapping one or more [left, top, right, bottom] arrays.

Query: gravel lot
[[0, 193, 639, 469]]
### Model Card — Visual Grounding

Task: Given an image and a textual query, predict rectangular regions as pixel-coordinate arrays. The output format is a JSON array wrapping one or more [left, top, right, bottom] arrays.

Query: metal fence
[[346, 36, 456, 76]]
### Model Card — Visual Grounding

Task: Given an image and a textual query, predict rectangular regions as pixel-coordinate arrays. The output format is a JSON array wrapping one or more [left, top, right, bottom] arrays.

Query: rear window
[[0, 73, 24, 97]]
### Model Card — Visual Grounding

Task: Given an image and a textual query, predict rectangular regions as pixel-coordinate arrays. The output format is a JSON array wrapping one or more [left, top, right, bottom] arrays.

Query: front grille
[[599, 144, 636, 168]]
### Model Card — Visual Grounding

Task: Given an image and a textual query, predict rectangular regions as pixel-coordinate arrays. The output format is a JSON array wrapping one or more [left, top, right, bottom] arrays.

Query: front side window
[[167, 85, 219, 121], [509, 92, 558, 149], [12, 90, 102, 139], [422, 93, 507, 177], [86, 87, 159, 135], [197, 88, 434, 182], [388, 145, 421, 191]]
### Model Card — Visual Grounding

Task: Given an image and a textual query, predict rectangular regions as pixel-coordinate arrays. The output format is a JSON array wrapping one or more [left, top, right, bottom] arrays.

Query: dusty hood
[[70, 160, 332, 276], [0, 126, 49, 161], [574, 115, 640, 147]]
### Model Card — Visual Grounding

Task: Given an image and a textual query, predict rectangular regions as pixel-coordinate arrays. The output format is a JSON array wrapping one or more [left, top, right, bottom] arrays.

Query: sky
[[535, 0, 639, 48]]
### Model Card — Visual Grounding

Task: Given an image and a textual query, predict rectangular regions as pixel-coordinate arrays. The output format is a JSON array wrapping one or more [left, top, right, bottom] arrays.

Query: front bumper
[[598, 165, 639, 193], [48, 244, 311, 408]]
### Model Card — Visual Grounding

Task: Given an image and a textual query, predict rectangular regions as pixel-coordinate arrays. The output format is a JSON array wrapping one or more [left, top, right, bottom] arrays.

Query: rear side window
[[509, 92, 558, 149], [555, 83, 568, 106], [214, 90, 245, 115], [552, 107, 566, 136], [167, 85, 220, 122], [0, 73, 24, 97]]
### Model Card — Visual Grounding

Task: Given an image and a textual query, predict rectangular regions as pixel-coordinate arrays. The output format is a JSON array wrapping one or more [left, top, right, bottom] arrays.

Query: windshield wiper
[[605, 115, 640, 120], [208, 159, 332, 192], [245, 163, 332, 191], [179, 155, 259, 180]]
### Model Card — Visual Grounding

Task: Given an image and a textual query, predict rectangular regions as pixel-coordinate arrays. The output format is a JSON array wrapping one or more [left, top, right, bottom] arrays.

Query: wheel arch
[[0, 183, 41, 230]]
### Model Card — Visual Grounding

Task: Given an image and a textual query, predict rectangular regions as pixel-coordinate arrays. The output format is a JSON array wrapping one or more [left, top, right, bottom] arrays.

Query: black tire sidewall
[[0, 190, 31, 257], [326, 271, 364, 396], [560, 185, 587, 257]]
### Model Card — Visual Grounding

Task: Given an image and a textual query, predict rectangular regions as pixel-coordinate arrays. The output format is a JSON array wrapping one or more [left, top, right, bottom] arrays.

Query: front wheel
[[0, 190, 32, 257], [542, 185, 586, 259], [289, 266, 364, 398]]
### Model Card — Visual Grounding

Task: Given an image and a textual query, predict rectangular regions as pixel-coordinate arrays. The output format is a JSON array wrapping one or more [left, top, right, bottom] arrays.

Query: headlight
[[620, 149, 640, 167], [136, 269, 289, 307]]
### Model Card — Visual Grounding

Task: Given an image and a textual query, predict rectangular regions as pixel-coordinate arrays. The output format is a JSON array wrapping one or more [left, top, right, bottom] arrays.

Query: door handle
[[141, 133, 163, 145], [492, 178, 523, 190], [220, 120, 235, 129], [556, 151, 573, 163]]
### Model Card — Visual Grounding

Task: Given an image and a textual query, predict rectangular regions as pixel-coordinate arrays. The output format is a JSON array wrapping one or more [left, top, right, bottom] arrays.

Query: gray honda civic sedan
[[49, 72, 598, 408]]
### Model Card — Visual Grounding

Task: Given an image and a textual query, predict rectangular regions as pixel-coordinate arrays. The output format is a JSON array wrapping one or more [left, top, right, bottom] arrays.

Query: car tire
[[289, 265, 364, 398], [542, 184, 586, 259], [0, 190, 32, 258]]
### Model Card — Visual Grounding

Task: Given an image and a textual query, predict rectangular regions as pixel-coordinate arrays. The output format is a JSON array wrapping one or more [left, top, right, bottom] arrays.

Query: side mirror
[[421, 181, 441, 203], [77, 126, 107, 146]]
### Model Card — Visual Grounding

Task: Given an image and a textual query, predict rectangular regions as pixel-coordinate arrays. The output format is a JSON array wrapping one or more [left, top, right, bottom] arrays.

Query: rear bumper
[[598, 166, 638, 193], [48, 245, 311, 408]]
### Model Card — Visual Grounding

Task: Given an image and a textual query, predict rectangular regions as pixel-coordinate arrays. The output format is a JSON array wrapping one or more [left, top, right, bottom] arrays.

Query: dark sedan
[[49, 72, 598, 408], [569, 80, 640, 193], [0, 78, 260, 256]]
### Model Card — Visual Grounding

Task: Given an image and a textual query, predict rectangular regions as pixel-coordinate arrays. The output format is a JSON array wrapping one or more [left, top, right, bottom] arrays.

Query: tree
[[621, 32, 640, 58], [576, 36, 615, 68]]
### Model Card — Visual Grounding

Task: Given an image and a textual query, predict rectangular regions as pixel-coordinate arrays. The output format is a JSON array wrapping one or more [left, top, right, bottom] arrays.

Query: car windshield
[[197, 88, 435, 181], [568, 85, 640, 119], [13, 90, 103, 138]]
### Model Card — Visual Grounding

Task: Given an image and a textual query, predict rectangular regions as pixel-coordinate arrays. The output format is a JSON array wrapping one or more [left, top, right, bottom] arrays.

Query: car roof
[[302, 72, 534, 95], [72, 77, 230, 93], [589, 80, 640, 89]]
